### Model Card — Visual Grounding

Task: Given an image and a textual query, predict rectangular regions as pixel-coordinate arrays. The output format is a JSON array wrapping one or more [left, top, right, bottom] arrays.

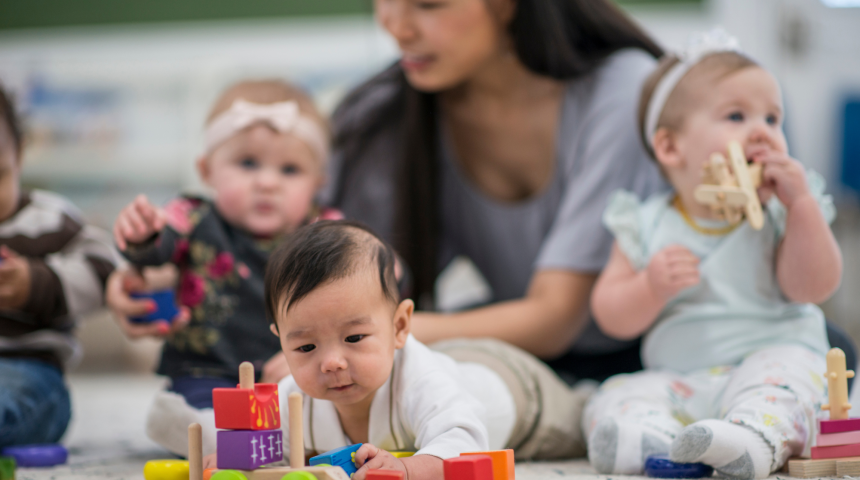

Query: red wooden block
[[445, 455, 493, 480], [367, 469, 405, 480], [812, 442, 860, 459], [213, 383, 280, 430], [461, 450, 514, 480], [821, 418, 860, 434]]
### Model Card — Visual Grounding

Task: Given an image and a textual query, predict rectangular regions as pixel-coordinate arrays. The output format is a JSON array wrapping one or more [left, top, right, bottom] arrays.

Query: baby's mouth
[[329, 383, 354, 392]]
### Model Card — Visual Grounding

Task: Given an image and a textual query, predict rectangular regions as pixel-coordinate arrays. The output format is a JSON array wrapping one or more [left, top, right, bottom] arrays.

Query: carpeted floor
[[8, 374, 834, 480]]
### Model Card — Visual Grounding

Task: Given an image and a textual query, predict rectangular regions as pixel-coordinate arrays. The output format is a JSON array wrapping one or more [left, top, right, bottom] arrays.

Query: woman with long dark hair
[[327, 0, 665, 381]]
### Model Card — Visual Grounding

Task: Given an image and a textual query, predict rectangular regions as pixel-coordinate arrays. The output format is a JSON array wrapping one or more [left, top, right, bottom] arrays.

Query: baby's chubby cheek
[[212, 187, 251, 225]]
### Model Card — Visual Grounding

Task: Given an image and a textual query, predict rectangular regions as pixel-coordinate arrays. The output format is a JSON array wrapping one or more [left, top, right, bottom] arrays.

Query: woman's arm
[[410, 269, 596, 359]]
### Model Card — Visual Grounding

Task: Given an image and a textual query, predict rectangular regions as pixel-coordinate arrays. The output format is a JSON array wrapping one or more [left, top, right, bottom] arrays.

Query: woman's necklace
[[673, 195, 741, 236]]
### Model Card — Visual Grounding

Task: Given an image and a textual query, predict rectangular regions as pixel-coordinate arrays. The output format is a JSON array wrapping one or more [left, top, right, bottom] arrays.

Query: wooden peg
[[289, 392, 304, 468], [239, 361, 254, 390], [188, 423, 203, 480], [822, 348, 855, 420]]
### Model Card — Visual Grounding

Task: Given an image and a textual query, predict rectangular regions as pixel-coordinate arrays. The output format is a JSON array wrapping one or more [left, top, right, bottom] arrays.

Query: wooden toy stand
[[788, 348, 859, 477], [198, 362, 349, 480], [693, 140, 764, 230], [197, 362, 508, 480]]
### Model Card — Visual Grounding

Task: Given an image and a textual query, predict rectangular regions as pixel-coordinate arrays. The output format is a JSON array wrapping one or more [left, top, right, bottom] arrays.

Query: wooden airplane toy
[[693, 140, 764, 230]]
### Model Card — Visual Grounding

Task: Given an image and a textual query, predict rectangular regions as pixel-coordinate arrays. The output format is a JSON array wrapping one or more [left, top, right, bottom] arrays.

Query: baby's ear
[[392, 299, 413, 349], [269, 323, 280, 337], [196, 156, 212, 185], [652, 127, 684, 169]]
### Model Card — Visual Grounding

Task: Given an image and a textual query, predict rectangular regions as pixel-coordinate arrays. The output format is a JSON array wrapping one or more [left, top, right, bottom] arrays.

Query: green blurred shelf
[[0, 0, 702, 31]]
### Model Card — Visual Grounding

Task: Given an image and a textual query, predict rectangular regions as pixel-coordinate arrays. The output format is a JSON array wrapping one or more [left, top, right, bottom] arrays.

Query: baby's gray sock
[[587, 417, 671, 475], [670, 419, 772, 479]]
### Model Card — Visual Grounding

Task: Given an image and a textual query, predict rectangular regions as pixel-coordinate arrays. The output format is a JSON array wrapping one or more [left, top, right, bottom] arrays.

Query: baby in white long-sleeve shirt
[[256, 220, 586, 480]]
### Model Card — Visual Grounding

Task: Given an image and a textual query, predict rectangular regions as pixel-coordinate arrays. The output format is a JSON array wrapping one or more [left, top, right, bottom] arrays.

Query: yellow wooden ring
[[143, 460, 189, 480]]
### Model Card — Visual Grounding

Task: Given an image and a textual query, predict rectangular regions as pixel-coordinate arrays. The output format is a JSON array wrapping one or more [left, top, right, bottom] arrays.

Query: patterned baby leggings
[[583, 345, 827, 470]]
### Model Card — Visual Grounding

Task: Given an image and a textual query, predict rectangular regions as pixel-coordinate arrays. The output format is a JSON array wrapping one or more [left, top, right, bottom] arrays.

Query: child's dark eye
[[297, 344, 315, 353], [727, 112, 744, 122], [766, 114, 779, 126], [345, 335, 365, 343], [240, 157, 259, 169], [281, 164, 299, 175]]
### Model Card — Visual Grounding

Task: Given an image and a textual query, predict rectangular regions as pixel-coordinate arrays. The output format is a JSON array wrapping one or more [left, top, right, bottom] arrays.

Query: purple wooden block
[[217, 429, 283, 470]]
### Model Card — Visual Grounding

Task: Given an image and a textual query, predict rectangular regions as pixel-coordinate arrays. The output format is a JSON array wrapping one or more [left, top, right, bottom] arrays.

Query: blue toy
[[645, 455, 713, 479], [1, 444, 68, 467], [309, 444, 362, 476], [130, 289, 180, 324]]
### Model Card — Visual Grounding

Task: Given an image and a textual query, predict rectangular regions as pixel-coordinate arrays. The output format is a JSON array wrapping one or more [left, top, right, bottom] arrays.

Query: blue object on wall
[[840, 98, 860, 193]]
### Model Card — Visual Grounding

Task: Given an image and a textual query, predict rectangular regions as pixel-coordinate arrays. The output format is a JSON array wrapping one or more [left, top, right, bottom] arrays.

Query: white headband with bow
[[203, 99, 329, 164], [644, 29, 743, 148]]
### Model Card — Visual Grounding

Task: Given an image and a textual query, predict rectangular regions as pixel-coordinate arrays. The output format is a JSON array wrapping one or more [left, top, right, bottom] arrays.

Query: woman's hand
[[107, 266, 190, 339], [0, 246, 30, 310], [114, 194, 168, 251], [261, 352, 291, 384], [353, 444, 407, 480], [756, 153, 811, 210], [645, 245, 700, 301]]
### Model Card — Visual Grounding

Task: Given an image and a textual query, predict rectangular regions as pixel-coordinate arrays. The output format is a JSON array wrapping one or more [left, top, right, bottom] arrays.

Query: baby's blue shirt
[[604, 172, 835, 372]]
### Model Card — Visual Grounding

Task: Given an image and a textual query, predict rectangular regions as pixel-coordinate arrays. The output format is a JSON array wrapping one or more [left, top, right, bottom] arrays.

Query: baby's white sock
[[670, 419, 772, 480], [588, 417, 672, 475]]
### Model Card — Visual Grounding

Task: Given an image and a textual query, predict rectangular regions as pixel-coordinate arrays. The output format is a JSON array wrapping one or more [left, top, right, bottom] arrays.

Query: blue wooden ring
[[645, 454, 714, 478], [1, 444, 68, 467]]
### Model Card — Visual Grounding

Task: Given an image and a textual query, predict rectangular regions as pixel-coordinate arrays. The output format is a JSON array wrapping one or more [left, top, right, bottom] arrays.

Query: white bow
[[226, 100, 302, 134], [203, 99, 328, 163], [645, 28, 746, 148]]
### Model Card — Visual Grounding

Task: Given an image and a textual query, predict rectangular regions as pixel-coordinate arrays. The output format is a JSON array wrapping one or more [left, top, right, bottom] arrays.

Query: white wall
[[631, 0, 860, 191]]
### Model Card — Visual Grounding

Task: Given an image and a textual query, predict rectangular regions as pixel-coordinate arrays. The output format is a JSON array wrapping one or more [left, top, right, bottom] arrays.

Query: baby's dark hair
[[0, 83, 23, 157], [264, 220, 400, 326]]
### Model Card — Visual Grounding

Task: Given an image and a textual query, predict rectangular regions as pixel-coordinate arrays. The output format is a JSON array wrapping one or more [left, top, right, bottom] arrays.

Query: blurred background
[[1, 0, 859, 374]]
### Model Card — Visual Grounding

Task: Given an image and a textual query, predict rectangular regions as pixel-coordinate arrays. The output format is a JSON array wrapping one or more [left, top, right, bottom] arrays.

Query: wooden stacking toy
[[788, 348, 860, 477], [199, 363, 516, 480], [693, 140, 763, 229]]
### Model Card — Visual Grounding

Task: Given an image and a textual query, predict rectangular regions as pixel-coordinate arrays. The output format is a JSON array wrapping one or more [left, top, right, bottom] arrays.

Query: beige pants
[[431, 338, 589, 460]]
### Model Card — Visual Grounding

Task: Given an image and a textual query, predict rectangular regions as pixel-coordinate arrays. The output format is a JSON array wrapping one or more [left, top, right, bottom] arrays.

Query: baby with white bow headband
[[584, 30, 842, 479], [112, 79, 341, 457]]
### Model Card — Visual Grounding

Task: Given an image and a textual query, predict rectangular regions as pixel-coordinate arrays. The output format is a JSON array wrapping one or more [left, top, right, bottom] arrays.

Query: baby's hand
[[353, 444, 407, 480], [113, 194, 168, 251], [202, 453, 217, 470], [646, 245, 700, 301], [755, 153, 811, 209], [0, 246, 31, 310]]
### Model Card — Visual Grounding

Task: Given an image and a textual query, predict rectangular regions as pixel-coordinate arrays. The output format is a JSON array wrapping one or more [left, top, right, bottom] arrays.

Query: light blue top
[[604, 172, 835, 372]]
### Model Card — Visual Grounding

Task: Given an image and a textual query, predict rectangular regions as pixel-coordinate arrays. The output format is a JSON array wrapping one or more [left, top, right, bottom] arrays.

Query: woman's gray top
[[325, 48, 666, 355]]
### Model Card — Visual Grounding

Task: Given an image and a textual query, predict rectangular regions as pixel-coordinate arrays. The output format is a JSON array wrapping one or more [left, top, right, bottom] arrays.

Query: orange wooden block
[[462, 450, 514, 480], [203, 468, 214, 480]]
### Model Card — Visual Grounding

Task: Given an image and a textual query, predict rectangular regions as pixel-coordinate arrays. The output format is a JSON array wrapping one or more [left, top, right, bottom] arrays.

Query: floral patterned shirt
[[122, 195, 342, 381]]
